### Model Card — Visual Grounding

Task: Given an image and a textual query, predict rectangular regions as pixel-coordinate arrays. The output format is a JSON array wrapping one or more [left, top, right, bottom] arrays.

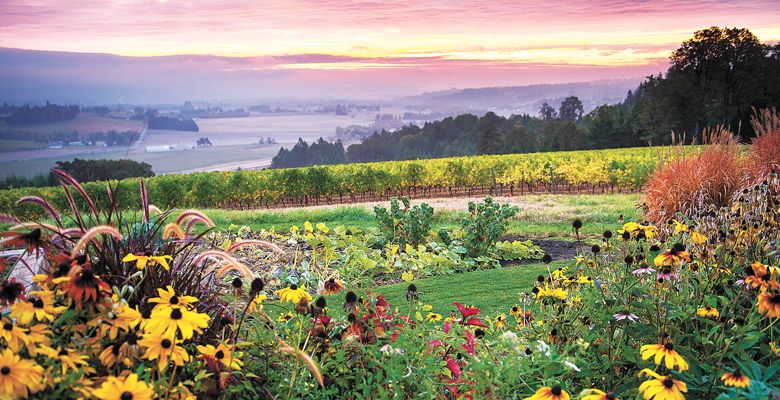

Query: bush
[[743, 108, 780, 186], [643, 127, 742, 224], [373, 197, 433, 248], [459, 196, 518, 258]]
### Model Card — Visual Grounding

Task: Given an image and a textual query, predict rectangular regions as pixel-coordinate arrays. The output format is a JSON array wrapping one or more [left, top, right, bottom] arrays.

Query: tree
[[559, 96, 584, 121], [539, 103, 557, 121], [476, 112, 503, 155]]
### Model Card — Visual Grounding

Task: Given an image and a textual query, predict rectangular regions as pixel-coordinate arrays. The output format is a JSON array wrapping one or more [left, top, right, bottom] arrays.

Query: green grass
[[205, 193, 641, 238]]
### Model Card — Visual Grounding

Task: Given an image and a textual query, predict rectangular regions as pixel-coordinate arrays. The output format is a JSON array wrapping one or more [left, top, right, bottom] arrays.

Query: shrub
[[643, 127, 742, 224], [373, 197, 433, 248], [459, 196, 518, 258], [743, 108, 780, 186]]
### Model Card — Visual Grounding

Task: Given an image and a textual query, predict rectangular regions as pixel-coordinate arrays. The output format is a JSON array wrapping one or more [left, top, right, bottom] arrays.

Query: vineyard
[[0, 146, 679, 219]]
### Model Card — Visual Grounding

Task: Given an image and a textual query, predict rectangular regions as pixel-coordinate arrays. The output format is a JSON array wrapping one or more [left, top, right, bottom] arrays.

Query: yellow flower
[[148, 286, 199, 311], [426, 313, 442, 322], [92, 373, 155, 400], [10, 290, 66, 324], [145, 305, 210, 340], [582, 389, 619, 400], [401, 272, 414, 282], [720, 370, 750, 388], [690, 231, 707, 245], [197, 342, 243, 370], [640, 342, 689, 371], [0, 348, 44, 398], [274, 284, 312, 304], [0, 319, 32, 353], [303, 221, 313, 233], [523, 385, 570, 400], [138, 332, 190, 372], [696, 307, 719, 319], [495, 314, 506, 329], [38, 345, 93, 375], [289, 225, 299, 234], [90, 302, 142, 340], [122, 253, 172, 270], [672, 220, 689, 234], [551, 267, 567, 280], [770, 341, 780, 357], [277, 312, 295, 322], [638, 368, 687, 400], [536, 284, 568, 302], [248, 294, 268, 313], [757, 292, 780, 318], [316, 223, 329, 233]]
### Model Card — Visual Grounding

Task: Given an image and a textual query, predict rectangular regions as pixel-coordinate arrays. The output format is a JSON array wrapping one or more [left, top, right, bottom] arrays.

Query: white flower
[[379, 344, 403, 355], [564, 360, 581, 372], [534, 340, 552, 357]]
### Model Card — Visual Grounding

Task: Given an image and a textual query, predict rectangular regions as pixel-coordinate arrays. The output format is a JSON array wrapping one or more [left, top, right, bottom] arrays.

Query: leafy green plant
[[373, 196, 433, 248], [494, 240, 544, 261], [459, 197, 518, 258]]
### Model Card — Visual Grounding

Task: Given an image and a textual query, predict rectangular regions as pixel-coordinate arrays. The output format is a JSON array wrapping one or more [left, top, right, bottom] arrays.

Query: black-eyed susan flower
[[0, 279, 25, 307], [495, 314, 506, 329], [322, 278, 344, 294], [426, 312, 442, 322], [145, 305, 210, 340], [10, 290, 66, 324], [523, 385, 570, 400], [275, 284, 312, 304], [582, 389, 619, 400], [757, 292, 780, 318], [690, 231, 707, 245], [640, 342, 689, 371], [138, 332, 190, 372], [0, 348, 44, 398], [536, 284, 567, 302], [654, 244, 692, 267], [0, 319, 31, 353], [90, 301, 142, 340], [148, 286, 198, 311], [64, 267, 110, 308], [197, 342, 243, 371], [91, 373, 155, 400], [638, 368, 687, 400], [720, 370, 750, 388], [510, 305, 523, 317], [696, 307, 720, 319], [38, 345, 93, 375], [247, 294, 268, 313], [277, 312, 295, 323], [122, 252, 172, 270]]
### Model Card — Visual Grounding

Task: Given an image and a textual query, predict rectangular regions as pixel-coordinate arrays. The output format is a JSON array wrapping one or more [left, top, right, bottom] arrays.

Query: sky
[[1, 0, 779, 101]]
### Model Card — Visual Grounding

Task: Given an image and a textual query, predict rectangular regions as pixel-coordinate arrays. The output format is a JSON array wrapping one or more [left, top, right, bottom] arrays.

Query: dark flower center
[[290, 284, 298, 290], [215, 350, 225, 359], [112, 343, 122, 356], [771, 294, 780, 304], [663, 378, 675, 388], [732, 370, 742, 378], [169, 295, 179, 305], [2, 323, 12, 331], [31, 298, 44, 309], [606, 392, 616, 400], [58, 348, 68, 356], [664, 342, 674, 351], [551, 385, 562, 395], [121, 391, 133, 400], [0, 367, 8, 375], [161, 339, 172, 349], [170, 309, 183, 320]]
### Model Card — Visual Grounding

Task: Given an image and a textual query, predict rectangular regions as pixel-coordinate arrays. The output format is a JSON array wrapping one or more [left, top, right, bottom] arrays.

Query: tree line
[[270, 26, 780, 168], [4, 102, 80, 125]]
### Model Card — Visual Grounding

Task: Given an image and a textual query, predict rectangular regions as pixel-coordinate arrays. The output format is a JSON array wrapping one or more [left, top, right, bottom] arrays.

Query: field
[[0, 139, 45, 153], [0, 112, 374, 177]]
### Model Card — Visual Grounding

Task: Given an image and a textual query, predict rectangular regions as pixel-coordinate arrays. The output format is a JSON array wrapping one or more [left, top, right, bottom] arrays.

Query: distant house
[[48, 141, 63, 149]]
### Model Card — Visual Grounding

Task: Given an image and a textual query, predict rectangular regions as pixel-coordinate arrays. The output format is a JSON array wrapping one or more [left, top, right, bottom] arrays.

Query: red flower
[[454, 302, 480, 318], [64, 267, 110, 308], [465, 317, 488, 328], [1, 228, 44, 253], [445, 356, 461, 380]]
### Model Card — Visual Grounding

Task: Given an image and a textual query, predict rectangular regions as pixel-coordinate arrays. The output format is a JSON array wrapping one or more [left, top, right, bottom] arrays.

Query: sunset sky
[[1, 0, 779, 100]]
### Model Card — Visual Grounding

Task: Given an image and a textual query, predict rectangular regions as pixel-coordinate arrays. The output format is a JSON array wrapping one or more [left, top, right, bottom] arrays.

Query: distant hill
[[404, 80, 639, 115]]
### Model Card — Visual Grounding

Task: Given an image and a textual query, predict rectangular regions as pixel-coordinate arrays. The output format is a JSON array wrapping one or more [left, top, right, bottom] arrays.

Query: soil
[[500, 235, 579, 267]]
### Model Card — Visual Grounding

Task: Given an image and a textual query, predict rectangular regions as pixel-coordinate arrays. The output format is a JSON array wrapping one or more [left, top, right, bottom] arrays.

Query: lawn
[[206, 192, 641, 239]]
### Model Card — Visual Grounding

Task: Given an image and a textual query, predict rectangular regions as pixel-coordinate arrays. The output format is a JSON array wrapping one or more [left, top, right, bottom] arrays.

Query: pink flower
[[443, 320, 452, 333], [428, 339, 444, 352], [462, 329, 476, 356], [454, 302, 480, 318]]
